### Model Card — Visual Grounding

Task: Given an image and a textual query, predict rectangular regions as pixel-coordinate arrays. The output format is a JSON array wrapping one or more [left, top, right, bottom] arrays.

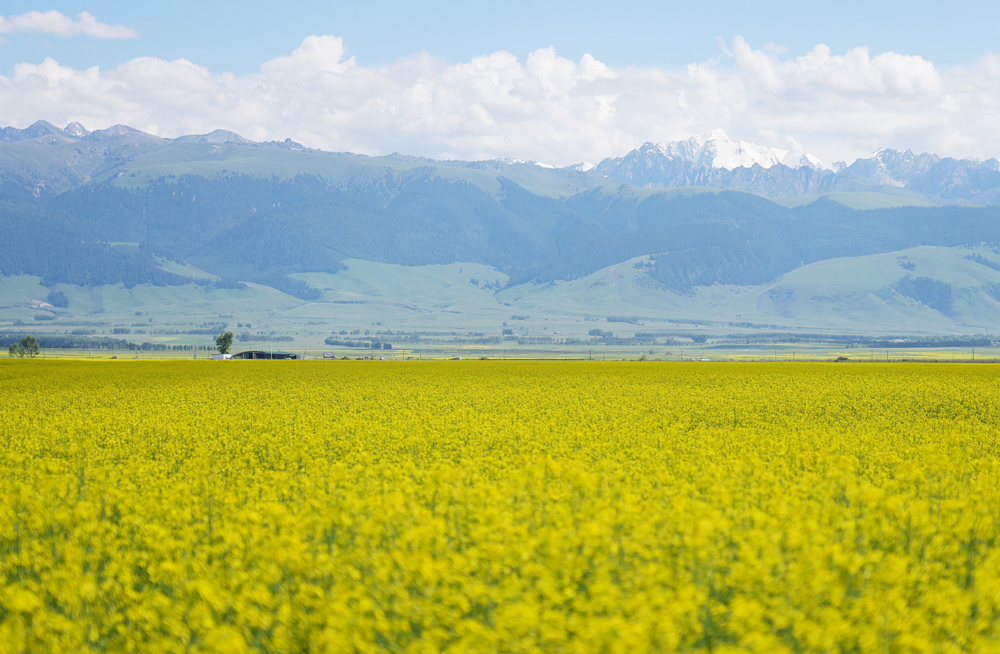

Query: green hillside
[[500, 245, 1000, 333], [774, 191, 938, 210], [7, 246, 1000, 353], [99, 144, 506, 197], [0, 133, 168, 192], [287, 261, 513, 332], [715, 246, 1000, 332], [495, 245, 1000, 333]]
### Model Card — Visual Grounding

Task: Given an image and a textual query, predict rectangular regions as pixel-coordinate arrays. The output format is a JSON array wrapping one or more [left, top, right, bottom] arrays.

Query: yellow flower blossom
[[0, 360, 998, 652]]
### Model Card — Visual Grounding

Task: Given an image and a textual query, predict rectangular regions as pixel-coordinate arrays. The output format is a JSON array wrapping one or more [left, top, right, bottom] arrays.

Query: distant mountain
[[63, 122, 89, 138], [7, 120, 1000, 332], [0, 120, 242, 145], [597, 130, 824, 173], [592, 134, 1000, 203], [173, 129, 254, 145], [5, 119, 1000, 202], [832, 149, 1000, 201], [0, 121, 319, 195], [590, 131, 826, 196], [0, 120, 67, 143]]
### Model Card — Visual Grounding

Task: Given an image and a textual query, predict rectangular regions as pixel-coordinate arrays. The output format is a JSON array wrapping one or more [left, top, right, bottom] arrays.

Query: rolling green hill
[[6, 246, 1000, 353], [716, 246, 1000, 332], [495, 245, 1000, 333]]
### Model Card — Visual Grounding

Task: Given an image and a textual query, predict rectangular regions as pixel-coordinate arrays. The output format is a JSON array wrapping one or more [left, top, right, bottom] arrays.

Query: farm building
[[230, 350, 299, 360]]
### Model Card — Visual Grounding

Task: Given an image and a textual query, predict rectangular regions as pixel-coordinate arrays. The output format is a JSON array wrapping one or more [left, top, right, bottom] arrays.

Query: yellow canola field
[[1, 360, 1000, 653]]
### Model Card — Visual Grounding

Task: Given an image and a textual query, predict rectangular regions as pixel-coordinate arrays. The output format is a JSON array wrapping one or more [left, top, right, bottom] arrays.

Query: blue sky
[[2, 1, 994, 74], [1, 2, 999, 165]]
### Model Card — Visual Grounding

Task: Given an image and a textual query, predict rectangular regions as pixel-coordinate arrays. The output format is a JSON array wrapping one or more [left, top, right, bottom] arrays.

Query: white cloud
[[0, 11, 138, 39], [0, 35, 998, 166]]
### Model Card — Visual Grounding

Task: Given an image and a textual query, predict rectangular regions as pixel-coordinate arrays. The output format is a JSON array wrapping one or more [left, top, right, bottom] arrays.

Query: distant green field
[[4, 245, 1000, 356], [27, 344, 1000, 363]]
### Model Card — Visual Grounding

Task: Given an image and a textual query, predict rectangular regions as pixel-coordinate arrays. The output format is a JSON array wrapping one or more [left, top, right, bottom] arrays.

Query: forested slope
[[7, 168, 1000, 301]]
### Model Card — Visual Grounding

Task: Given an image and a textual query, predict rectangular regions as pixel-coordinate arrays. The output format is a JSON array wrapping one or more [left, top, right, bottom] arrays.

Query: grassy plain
[[1, 360, 999, 652]]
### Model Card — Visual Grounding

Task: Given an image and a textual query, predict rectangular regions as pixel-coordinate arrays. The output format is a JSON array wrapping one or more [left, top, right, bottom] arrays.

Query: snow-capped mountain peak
[[63, 122, 89, 138], [495, 157, 555, 169], [845, 148, 943, 189], [590, 130, 831, 195], [796, 153, 824, 169], [649, 130, 823, 171]]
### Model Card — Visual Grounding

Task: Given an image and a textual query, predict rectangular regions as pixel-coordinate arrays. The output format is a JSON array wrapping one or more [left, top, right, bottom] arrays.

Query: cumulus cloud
[[0, 11, 138, 38], [0, 35, 997, 166]]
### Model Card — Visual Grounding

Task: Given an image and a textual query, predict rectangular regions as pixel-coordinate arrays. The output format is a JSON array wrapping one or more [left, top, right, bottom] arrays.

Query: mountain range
[[591, 131, 1000, 203], [4, 120, 1000, 340], [4, 120, 1000, 202]]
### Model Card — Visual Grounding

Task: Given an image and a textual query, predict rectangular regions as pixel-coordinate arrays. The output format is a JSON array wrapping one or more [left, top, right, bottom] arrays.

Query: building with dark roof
[[230, 350, 298, 360]]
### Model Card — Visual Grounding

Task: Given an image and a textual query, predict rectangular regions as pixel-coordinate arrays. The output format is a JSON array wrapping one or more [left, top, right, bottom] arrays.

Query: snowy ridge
[[63, 122, 89, 138], [588, 130, 831, 196], [651, 130, 824, 171]]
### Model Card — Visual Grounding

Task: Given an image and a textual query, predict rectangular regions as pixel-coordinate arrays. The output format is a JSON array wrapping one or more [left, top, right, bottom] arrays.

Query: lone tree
[[8, 336, 40, 358], [215, 331, 234, 354]]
